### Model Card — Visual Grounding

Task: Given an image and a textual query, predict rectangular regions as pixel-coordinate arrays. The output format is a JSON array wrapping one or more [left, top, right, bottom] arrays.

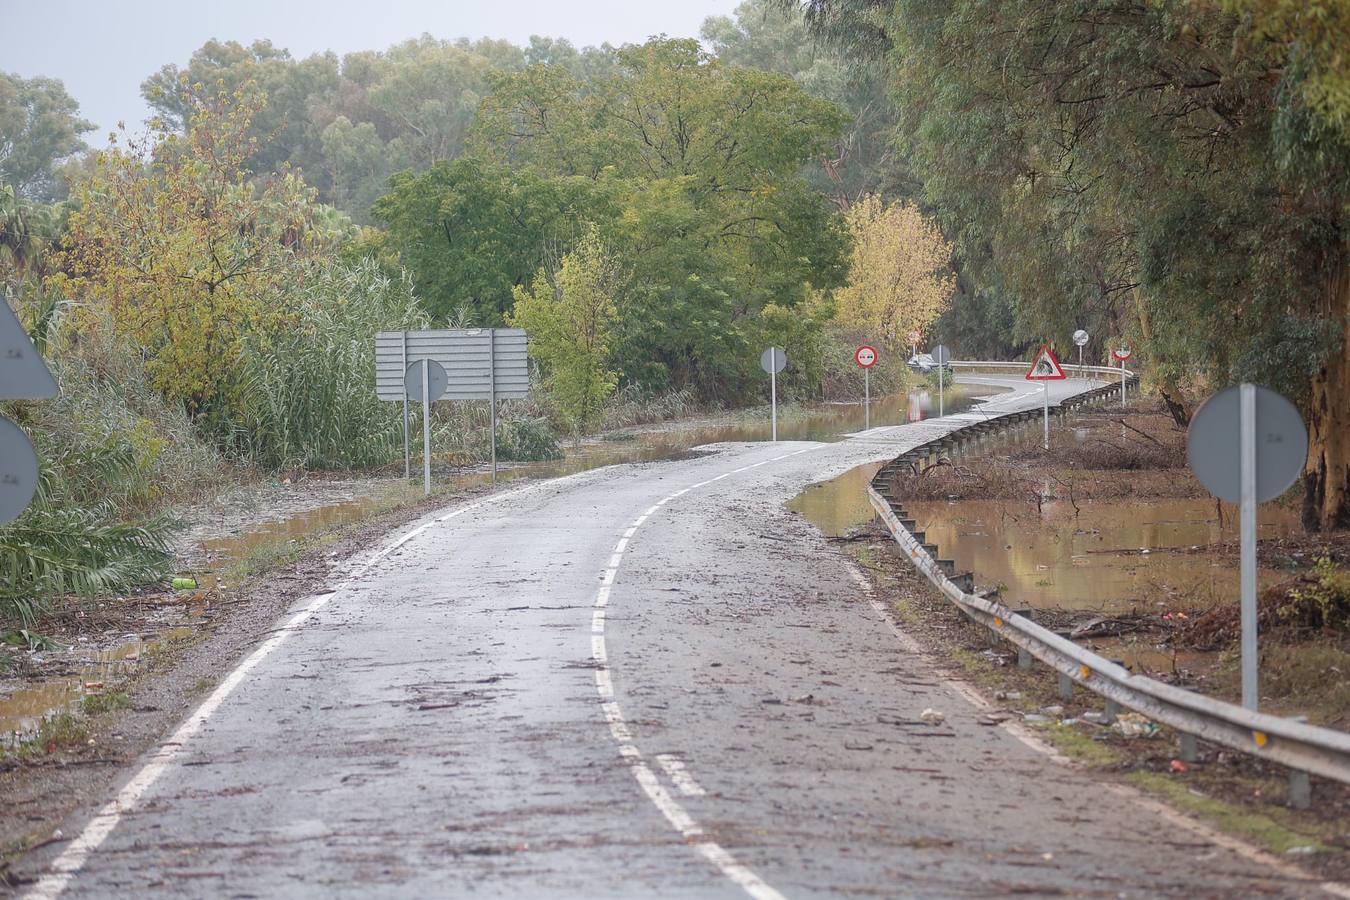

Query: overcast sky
[[4, 0, 741, 144]]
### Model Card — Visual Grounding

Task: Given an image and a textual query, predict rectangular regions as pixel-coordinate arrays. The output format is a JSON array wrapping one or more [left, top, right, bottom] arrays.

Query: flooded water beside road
[[904, 498, 1302, 615]]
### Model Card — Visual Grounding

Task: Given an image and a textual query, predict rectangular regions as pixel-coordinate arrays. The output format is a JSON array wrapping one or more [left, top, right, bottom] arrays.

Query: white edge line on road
[[24, 475, 589, 900], [591, 444, 816, 900]]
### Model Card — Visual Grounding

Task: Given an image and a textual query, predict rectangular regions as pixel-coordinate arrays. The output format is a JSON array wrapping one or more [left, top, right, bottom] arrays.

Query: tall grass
[[229, 259, 426, 470]]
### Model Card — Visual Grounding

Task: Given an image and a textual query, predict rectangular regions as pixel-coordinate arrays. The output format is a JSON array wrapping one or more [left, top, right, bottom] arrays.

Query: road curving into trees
[[18, 374, 1319, 898]]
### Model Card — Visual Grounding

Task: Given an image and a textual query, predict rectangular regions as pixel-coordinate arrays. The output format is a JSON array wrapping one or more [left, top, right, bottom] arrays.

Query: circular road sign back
[[1187, 385, 1307, 504], [1073, 329, 1090, 347], [855, 345, 878, 369], [931, 344, 951, 365], [405, 359, 448, 402], [0, 417, 39, 526], [760, 347, 787, 375]]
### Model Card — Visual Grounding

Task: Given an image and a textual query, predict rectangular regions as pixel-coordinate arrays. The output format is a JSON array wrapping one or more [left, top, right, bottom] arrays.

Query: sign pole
[[488, 327, 497, 482], [864, 367, 870, 430], [401, 331, 410, 480], [771, 364, 778, 442], [938, 364, 944, 418], [422, 359, 432, 497], [1120, 358, 1126, 409], [1078, 345, 1083, 378], [1240, 383, 1258, 710], [1043, 380, 1050, 450]]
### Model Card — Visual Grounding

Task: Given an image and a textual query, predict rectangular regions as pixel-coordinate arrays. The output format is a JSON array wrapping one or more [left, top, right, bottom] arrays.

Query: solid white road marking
[[591, 444, 817, 900]]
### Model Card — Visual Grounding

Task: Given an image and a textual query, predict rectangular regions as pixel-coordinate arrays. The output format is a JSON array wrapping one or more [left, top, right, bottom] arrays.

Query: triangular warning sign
[[0, 301, 58, 399], [1025, 344, 1067, 381]]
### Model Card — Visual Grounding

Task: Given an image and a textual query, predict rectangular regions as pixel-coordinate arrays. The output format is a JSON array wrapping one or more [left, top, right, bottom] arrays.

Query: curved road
[[21, 376, 1312, 897]]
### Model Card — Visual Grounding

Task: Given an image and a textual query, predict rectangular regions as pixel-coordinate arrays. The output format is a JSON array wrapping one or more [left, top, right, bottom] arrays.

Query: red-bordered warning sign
[[1112, 346, 1133, 361], [855, 345, 878, 368], [1025, 345, 1067, 380]]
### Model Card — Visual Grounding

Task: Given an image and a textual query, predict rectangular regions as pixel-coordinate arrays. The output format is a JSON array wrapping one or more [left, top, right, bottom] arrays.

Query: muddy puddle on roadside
[[789, 429, 1303, 681], [1, 384, 982, 745]]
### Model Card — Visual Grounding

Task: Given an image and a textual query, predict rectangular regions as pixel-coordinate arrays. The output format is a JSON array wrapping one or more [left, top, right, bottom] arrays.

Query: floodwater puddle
[[788, 406, 1305, 683], [2, 382, 986, 745], [903, 498, 1301, 615]]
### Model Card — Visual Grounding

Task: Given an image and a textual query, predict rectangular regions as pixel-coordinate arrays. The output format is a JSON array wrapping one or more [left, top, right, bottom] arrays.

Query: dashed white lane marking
[[655, 755, 708, 797], [593, 446, 816, 900], [25, 475, 596, 900]]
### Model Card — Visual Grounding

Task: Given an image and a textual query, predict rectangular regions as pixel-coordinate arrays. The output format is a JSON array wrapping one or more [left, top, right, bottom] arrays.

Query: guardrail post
[[1289, 770, 1311, 809], [1179, 733, 1198, 763], [1017, 647, 1032, 670], [1104, 699, 1121, 725], [1057, 672, 1074, 701]]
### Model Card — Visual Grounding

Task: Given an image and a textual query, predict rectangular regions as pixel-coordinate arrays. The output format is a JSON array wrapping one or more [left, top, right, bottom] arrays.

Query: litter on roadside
[[1115, 712, 1160, 739]]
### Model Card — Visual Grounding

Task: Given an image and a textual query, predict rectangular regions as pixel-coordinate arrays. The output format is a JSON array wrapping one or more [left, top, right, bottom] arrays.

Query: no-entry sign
[[855, 345, 878, 368]]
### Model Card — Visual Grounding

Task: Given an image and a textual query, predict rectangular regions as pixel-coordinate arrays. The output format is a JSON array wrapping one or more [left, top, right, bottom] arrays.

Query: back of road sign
[[405, 359, 448, 403], [0, 417, 39, 526], [1188, 384, 1307, 504], [1025, 345, 1066, 380], [0, 302, 58, 398], [760, 347, 786, 374]]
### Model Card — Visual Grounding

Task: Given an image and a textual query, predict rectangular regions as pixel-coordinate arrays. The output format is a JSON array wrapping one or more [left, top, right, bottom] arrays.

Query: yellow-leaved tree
[[59, 81, 316, 420], [833, 194, 955, 349]]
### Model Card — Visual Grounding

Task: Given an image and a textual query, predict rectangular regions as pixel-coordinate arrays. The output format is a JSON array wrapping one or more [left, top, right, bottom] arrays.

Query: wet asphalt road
[[21, 377, 1311, 897]]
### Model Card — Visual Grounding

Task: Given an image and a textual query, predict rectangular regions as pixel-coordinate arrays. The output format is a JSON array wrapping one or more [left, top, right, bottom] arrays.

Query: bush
[[496, 417, 563, 461], [227, 259, 426, 470]]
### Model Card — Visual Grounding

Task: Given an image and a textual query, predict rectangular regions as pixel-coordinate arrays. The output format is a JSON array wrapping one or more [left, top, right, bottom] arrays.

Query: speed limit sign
[[1113, 345, 1133, 361], [855, 345, 878, 369]]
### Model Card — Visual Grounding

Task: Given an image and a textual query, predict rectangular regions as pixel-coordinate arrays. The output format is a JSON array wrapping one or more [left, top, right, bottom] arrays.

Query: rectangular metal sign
[[375, 328, 528, 402]]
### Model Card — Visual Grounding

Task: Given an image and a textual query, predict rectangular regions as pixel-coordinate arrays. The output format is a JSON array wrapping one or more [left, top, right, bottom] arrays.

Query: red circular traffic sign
[[906, 330, 921, 345], [855, 345, 878, 368], [1112, 346, 1133, 361]]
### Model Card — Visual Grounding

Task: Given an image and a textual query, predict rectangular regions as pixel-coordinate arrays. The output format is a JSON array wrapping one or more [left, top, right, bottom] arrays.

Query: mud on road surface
[[6, 376, 1336, 898]]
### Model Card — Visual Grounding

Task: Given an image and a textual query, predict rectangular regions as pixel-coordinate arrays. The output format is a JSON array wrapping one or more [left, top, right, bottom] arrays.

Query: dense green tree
[[701, 0, 906, 205], [465, 38, 850, 398], [0, 72, 93, 201], [142, 36, 529, 222], [372, 157, 608, 324]]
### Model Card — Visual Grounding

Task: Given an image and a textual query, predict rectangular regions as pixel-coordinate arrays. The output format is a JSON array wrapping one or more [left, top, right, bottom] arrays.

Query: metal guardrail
[[951, 360, 1129, 379], [866, 379, 1350, 786]]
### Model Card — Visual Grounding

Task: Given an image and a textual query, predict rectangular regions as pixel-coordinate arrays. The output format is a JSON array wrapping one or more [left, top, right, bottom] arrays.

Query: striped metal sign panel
[[375, 329, 529, 401]]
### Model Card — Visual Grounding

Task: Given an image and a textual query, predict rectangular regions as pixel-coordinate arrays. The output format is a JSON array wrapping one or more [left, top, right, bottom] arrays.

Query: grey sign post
[[1188, 384, 1307, 711], [377, 328, 529, 484], [406, 359, 447, 496], [931, 344, 950, 417], [1073, 329, 1089, 376], [760, 347, 786, 441]]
